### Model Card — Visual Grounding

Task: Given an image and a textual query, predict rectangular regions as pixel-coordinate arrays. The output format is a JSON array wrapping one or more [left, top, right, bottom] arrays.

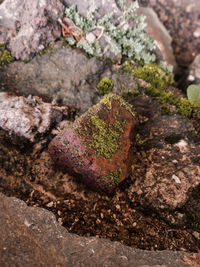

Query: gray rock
[[0, 92, 63, 143], [0, 46, 111, 113], [0, 0, 64, 60], [61, 0, 122, 21], [0, 192, 199, 267]]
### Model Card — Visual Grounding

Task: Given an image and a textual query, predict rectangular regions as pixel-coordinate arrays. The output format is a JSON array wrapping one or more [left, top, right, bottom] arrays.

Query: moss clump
[[177, 97, 193, 118], [39, 44, 55, 56], [132, 63, 174, 89], [97, 77, 114, 96], [103, 167, 122, 187], [90, 115, 123, 159], [122, 89, 140, 99], [0, 45, 15, 66]]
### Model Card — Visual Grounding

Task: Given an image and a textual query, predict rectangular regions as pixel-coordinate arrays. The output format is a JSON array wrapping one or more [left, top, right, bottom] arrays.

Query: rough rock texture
[[149, 0, 200, 67], [0, 0, 64, 60], [49, 94, 137, 193], [0, 92, 63, 143], [61, 0, 122, 21], [128, 95, 200, 225], [188, 54, 200, 85], [139, 7, 177, 71], [0, 46, 110, 113], [1, 192, 199, 267]]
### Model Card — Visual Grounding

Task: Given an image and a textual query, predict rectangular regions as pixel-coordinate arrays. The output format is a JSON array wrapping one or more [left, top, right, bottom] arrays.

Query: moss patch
[[103, 166, 122, 187], [187, 212, 200, 232], [98, 77, 114, 96], [89, 115, 123, 159], [0, 44, 15, 66]]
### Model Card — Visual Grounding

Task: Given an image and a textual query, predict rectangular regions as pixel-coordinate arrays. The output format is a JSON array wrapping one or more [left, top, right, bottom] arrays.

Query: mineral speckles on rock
[[48, 93, 137, 193], [0, 92, 63, 143]]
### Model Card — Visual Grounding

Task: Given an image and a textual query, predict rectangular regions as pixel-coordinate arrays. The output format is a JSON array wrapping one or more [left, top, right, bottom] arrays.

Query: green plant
[[187, 84, 200, 107], [97, 77, 114, 96], [63, 0, 156, 63]]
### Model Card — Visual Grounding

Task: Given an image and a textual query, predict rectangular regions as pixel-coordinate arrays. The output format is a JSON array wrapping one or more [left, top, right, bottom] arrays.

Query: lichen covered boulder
[[48, 94, 136, 193]]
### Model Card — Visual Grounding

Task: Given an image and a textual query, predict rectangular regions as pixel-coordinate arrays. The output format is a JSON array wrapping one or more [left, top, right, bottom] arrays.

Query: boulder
[[0, 92, 63, 143], [49, 94, 137, 193], [1, 192, 199, 267], [0, 0, 64, 60], [0, 46, 109, 113]]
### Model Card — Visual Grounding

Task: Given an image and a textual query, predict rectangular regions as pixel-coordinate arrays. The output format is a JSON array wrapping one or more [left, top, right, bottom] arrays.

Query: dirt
[[0, 0, 200, 255], [0, 119, 200, 254]]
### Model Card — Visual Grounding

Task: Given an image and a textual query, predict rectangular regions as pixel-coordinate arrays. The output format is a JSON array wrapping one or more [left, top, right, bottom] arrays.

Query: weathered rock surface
[[49, 94, 137, 193], [139, 7, 177, 71], [128, 95, 200, 225], [188, 54, 200, 85], [0, 0, 64, 60], [0, 92, 63, 143], [0, 46, 110, 113], [1, 192, 199, 267]]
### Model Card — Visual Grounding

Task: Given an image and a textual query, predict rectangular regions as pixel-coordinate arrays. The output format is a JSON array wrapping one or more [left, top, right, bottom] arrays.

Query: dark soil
[[1, 0, 200, 255]]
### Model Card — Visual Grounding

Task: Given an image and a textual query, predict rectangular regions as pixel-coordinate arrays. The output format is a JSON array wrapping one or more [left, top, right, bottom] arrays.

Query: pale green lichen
[[97, 77, 114, 96], [90, 115, 123, 158]]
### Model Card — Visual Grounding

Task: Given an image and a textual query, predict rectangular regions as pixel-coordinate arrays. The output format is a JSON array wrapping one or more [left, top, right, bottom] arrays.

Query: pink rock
[[48, 94, 136, 193]]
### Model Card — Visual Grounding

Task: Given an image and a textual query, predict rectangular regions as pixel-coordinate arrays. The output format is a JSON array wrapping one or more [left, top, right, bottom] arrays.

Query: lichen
[[97, 77, 114, 96], [89, 115, 123, 159], [0, 44, 15, 66]]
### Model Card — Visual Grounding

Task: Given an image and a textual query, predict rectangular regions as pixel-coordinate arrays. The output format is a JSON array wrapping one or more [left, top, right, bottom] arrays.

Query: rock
[[49, 94, 137, 193], [1, 192, 199, 267], [0, 0, 64, 60], [127, 95, 200, 225], [138, 7, 177, 72], [0, 46, 110, 113], [0, 92, 63, 143], [187, 54, 200, 85], [61, 0, 122, 21]]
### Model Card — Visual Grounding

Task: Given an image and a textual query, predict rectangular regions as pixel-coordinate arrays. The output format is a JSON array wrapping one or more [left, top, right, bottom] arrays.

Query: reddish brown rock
[[49, 94, 136, 193]]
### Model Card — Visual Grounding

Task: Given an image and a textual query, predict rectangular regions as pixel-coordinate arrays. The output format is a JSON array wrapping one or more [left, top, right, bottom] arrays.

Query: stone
[[127, 95, 200, 225], [1, 192, 199, 267], [0, 46, 109, 113], [138, 7, 177, 72], [187, 54, 200, 85], [0, 0, 64, 60], [0, 92, 63, 143], [49, 94, 137, 193]]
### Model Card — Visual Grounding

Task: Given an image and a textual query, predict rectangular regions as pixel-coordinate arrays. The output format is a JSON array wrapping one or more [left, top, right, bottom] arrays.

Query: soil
[[0, 0, 200, 255]]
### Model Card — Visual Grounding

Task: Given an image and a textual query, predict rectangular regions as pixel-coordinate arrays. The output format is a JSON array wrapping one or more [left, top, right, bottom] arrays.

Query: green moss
[[97, 77, 114, 96], [122, 89, 140, 99], [177, 98, 193, 118], [103, 167, 122, 187], [101, 93, 136, 118], [0, 45, 15, 66], [39, 44, 55, 56], [90, 115, 123, 159]]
